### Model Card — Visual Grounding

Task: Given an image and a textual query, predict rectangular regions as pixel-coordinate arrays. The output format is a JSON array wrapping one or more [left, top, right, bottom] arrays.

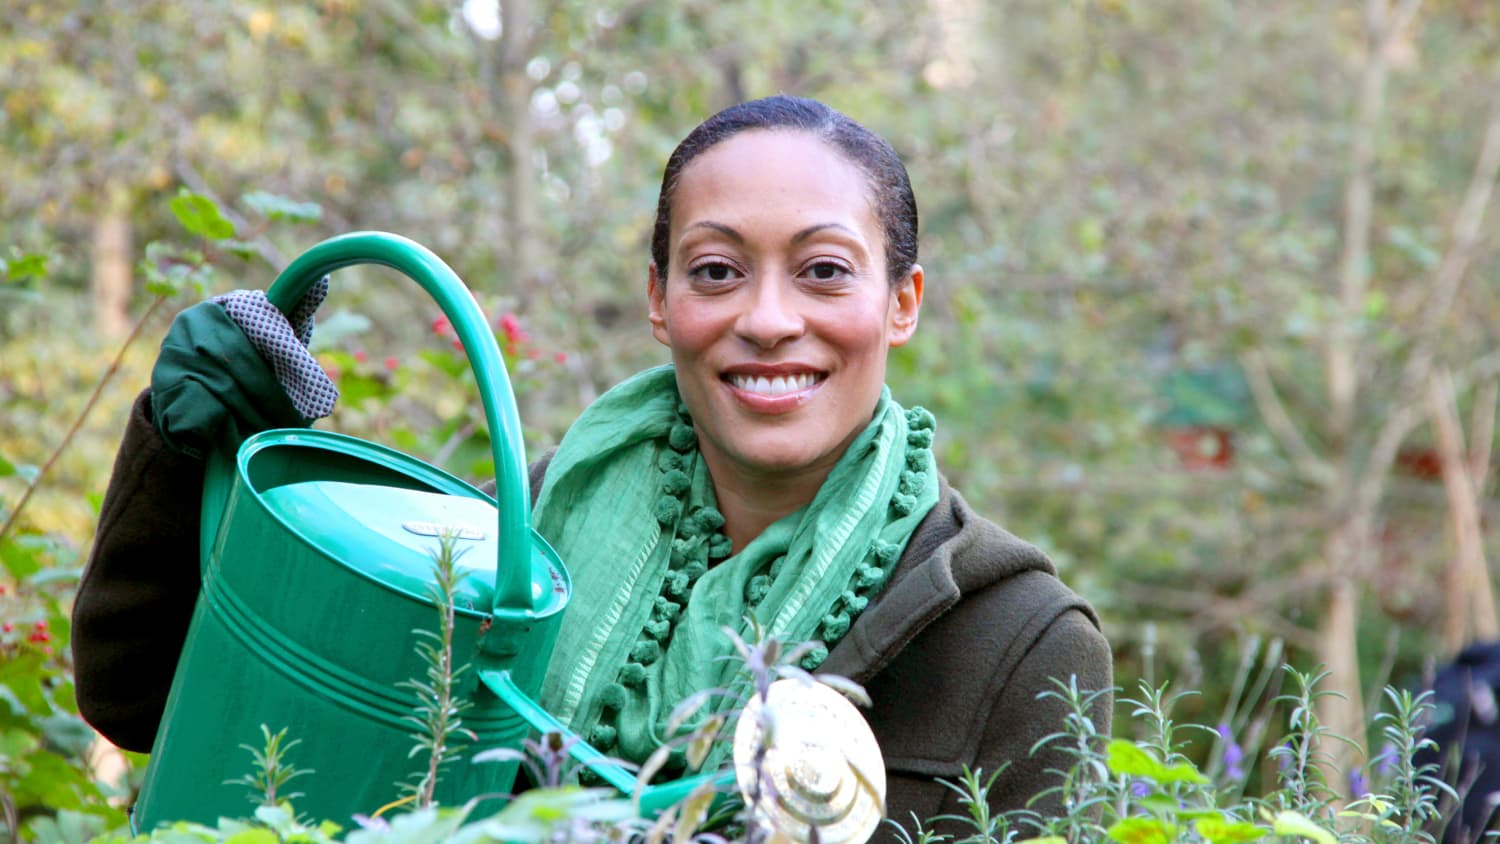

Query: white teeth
[[731, 373, 818, 396]]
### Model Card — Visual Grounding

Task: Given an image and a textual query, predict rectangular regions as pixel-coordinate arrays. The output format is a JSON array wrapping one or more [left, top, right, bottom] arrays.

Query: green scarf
[[533, 365, 939, 769]]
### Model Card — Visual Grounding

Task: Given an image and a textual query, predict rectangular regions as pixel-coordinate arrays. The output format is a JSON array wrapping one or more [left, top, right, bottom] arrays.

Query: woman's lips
[[722, 370, 826, 411], [725, 372, 820, 396]]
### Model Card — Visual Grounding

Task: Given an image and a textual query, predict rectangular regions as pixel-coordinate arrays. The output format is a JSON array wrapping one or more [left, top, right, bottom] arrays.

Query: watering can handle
[[266, 231, 533, 615]]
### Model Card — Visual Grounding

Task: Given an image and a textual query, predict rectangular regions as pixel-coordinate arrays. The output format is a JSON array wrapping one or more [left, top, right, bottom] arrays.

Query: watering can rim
[[235, 426, 570, 622]]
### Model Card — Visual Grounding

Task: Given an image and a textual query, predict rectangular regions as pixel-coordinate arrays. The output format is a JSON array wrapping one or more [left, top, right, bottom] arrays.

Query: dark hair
[[650, 95, 918, 286]]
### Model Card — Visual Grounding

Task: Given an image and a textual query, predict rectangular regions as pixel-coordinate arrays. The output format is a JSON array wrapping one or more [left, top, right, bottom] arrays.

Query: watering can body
[[133, 234, 571, 829]]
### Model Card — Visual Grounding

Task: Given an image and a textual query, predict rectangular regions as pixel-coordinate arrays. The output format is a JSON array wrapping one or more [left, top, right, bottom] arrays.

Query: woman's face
[[648, 129, 922, 485]]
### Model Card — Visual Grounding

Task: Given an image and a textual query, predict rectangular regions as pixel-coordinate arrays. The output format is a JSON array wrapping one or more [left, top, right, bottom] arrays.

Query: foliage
[[24, 658, 1469, 844], [3, 0, 1500, 840], [0, 526, 126, 842], [223, 726, 313, 811], [399, 533, 477, 810]]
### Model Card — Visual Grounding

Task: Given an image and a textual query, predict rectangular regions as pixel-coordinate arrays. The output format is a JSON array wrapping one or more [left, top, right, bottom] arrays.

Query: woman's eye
[[689, 262, 739, 283], [805, 261, 850, 282]]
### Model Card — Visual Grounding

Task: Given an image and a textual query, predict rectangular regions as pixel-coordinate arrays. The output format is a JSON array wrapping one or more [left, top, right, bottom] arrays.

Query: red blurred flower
[[498, 312, 530, 346], [353, 350, 369, 364], [384, 356, 400, 371], [432, 315, 452, 336], [554, 351, 568, 364]]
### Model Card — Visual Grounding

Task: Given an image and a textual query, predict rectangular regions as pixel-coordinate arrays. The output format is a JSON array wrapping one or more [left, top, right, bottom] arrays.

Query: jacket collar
[[818, 475, 1058, 683]]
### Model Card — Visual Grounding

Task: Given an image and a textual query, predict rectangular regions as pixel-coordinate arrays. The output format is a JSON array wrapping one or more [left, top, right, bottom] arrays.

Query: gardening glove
[[150, 277, 338, 459]]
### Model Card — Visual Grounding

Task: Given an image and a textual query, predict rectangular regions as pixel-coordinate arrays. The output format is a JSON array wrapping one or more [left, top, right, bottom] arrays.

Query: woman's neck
[[700, 453, 835, 555]]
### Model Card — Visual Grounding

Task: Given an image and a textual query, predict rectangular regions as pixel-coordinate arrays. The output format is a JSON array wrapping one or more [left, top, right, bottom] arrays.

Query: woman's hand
[[149, 278, 337, 458]]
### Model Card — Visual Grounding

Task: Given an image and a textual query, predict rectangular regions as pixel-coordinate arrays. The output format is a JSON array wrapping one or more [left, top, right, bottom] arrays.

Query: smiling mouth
[[724, 372, 824, 396]]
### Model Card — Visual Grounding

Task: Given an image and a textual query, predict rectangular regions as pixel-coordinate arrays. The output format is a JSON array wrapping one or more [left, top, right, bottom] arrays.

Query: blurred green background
[[3, 0, 1499, 823]]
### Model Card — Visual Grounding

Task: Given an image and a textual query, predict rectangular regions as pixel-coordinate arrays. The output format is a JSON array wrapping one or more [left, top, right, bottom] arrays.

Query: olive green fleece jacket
[[74, 391, 1112, 837]]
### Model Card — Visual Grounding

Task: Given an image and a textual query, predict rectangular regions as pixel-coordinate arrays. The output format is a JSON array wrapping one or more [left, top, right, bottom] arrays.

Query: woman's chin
[[710, 431, 848, 482]]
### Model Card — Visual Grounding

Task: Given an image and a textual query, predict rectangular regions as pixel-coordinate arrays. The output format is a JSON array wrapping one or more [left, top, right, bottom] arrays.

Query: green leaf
[[1074, 217, 1106, 254], [140, 241, 214, 297], [1195, 815, 1266, 843], [1269, 811, 1337, 844], [24, 808, 110, 844], [1158, 760, 1210, 783], [672, 783, 717, 844], [243, 190, 323, 223], [3, 252, 49, 284], [305, 309, 371, 350], [1106, 739, 1168, 779], [1106, 739, 1208, 784], [39, 713, 97, 759], [10, 749, 95, 811], [0, 453, 14, 476], [684, 713, 724, 769], [1, 534, 48, 579], [225, 828, 279, 844], [0, 686, 28, 719], [1106, 817, 1174, 844], [30, 566, 82, 587], [170, 189, 237, 240]]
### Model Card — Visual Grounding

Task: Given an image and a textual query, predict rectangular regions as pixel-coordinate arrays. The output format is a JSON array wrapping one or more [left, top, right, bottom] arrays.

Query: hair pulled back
[[650, 95, 918, 286]]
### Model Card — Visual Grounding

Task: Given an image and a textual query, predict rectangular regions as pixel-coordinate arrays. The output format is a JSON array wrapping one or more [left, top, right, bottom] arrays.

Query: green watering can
[[134, 233, 717, 830]]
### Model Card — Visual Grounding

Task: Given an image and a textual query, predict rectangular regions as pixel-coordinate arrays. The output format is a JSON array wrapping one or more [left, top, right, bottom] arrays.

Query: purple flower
[[1279, 742, 1294, 769], [1348, 768, 1369, 797], [1217, 722, 1246, 780], [352, 814, 389, 831], [1374, 741, 1399, 777]]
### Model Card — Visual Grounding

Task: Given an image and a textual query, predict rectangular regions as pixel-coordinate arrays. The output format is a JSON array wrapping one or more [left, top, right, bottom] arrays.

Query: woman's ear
[[648, 263, 671, 347], [888, 264, 923, 347]]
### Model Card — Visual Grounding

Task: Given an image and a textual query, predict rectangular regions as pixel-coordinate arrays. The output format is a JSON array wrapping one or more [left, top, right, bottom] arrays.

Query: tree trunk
[[1315, 517, 1368, 793], [91, 184, 132, 340], [499, 0, 536, 296], [1430, 369, 1498, 651]]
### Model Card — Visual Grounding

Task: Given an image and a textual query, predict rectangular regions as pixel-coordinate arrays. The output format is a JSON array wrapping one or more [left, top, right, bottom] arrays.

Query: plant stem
[[420, 558, 459, 808], [0, 295, 167, 543]]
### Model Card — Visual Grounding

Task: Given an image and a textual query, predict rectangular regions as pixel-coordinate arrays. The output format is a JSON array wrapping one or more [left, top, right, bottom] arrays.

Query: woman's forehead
[[669, 130, 881, 235]]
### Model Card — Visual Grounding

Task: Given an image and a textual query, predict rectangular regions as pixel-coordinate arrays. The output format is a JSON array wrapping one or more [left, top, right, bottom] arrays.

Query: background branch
[[1240, 350, 1335, 486]]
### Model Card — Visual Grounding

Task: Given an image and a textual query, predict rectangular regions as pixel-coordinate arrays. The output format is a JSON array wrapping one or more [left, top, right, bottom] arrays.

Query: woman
[[74, 96, 1111, 835]]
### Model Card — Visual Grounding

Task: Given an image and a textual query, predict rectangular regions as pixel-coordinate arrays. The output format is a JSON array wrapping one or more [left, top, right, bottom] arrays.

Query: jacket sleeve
[[962, 607, 1113, 825], [73, 390, 206, 752]]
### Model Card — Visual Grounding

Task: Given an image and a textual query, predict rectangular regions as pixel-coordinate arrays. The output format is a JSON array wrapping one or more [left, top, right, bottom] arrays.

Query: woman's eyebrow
[[792, 222, 860, 243], [680, 221, 744, 243], [680, 221, 863, 245]]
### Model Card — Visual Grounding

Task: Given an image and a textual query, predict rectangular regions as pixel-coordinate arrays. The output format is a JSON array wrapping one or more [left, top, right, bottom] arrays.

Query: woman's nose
[[734, 277, 804, 348]]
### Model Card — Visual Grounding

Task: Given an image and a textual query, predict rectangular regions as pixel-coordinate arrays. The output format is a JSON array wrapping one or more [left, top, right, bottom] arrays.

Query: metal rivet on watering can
[[733, 679, 887, 844]]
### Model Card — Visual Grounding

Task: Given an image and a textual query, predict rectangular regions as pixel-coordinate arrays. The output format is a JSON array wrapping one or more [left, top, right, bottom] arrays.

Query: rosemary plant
[[398, 531, 477, 809], [223, 724, 312, 809]]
